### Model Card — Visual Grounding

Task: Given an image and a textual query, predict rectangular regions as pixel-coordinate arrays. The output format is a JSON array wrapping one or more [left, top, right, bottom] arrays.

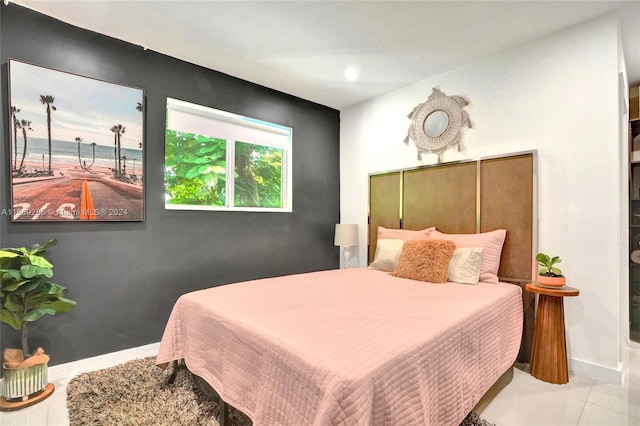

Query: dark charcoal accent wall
[[0, 4, 340, 365]]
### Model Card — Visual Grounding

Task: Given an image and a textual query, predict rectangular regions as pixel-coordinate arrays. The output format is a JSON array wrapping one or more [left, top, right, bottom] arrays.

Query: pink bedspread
[[157, 268, 522, 426]]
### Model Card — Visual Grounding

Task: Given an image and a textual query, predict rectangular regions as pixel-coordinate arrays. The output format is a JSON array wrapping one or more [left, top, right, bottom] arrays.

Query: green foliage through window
[[235, 142, 283, 208], [165, 132, 284, 209], [165, 131, 227, 206], [165, 98, 291, 212]]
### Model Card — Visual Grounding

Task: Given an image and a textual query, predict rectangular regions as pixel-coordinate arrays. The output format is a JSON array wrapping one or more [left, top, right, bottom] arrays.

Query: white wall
[[618, 24, 631, 375], [340, 13, 624, 382]]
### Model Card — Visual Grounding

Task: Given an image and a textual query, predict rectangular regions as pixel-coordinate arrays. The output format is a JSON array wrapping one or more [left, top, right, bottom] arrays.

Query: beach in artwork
[[8, 60, 145, 221], [10, 139, 143, 221]]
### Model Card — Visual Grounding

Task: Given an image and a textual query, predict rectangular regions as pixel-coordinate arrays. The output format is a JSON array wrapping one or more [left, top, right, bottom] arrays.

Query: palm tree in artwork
[[119, 126, 126, 173], [10, 106, 21, 170], [77, 139, 96, 171], [116, 125, 126, 173], [110, 124, 126, 173], [87, 143, 97, 170], [40, 95, 56, 175], [111, 125, 118, 171], [76, 137, 84, 170], [18, 119, 33, 171], [76, 137, 84, 169], [137, 102, 144, 154]]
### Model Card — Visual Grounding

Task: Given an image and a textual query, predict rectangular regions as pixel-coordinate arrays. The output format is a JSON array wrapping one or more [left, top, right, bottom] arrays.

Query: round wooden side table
[[525, 282, 579, 384]]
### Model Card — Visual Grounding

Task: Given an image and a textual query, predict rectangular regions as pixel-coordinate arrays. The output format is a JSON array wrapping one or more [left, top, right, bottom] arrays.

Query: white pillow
[[368, 239, 405, 271], [448, 247, 483, 285], [429, 229, 505, 283]]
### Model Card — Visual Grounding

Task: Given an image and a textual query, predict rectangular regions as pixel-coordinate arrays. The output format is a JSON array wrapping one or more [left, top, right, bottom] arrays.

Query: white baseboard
[[569, 357, 623, 384], [48, 342, 160, 383]]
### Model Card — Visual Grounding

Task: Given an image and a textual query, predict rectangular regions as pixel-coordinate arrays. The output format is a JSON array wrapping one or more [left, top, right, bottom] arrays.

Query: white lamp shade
[[334, 224, 359, 246]]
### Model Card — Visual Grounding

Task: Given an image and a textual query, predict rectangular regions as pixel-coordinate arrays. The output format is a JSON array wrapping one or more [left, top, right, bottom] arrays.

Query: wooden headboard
[[368, 151, 537, 363]]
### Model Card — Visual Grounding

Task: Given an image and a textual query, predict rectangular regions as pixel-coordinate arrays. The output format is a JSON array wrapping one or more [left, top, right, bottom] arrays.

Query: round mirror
[[405, 88, 471, 162], [423, 110, 449, 138]]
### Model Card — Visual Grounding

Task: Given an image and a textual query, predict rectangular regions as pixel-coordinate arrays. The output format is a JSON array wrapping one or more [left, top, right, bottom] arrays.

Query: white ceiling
[[10, 0, 640, 110]]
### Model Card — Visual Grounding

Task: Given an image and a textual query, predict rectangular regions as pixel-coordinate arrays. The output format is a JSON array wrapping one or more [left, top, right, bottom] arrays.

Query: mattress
[[157, 268, 523, 426]]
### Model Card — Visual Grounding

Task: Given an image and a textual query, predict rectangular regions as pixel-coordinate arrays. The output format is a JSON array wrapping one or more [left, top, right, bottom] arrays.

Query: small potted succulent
[[536, 252, 566, 287], [0, 239, 76, 406]]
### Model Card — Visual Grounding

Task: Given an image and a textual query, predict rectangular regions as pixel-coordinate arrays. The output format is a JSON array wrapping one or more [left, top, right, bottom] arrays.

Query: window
[[165, 98, 292, 212]]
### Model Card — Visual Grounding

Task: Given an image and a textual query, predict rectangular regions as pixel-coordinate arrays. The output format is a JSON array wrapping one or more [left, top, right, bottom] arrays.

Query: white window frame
[[165, 98, 292, 212]]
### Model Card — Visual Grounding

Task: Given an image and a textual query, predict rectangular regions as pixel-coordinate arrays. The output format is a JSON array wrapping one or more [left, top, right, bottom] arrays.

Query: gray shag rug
[[66, 357, 496, 426]]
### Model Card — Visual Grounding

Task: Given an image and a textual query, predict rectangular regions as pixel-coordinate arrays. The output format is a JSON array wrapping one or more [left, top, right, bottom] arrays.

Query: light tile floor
[[475, 344, 640, 426], [1, 344, 639, 425]]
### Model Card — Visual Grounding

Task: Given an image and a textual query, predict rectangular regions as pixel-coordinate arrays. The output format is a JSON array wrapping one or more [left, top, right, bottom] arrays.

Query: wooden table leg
[[530, 294, 569, 384]]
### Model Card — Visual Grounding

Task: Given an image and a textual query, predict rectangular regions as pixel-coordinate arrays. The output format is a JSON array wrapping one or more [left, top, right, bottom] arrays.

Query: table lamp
[[334, 224, 358, 268]]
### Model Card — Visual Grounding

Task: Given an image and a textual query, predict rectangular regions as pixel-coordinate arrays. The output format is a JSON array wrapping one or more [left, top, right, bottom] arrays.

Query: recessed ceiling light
[[345, 67, 358, 81]]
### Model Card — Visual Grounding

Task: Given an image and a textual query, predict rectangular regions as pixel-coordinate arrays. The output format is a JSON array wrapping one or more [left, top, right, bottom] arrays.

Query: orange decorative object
[[0, 383, 54, 412], [525, 283, 579, 384], [537, 275, 566, 287]]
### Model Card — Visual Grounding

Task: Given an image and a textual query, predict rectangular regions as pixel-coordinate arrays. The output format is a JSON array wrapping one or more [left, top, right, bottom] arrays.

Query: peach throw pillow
[[392, 239, 456, 283], [428, 229, 506, 283]]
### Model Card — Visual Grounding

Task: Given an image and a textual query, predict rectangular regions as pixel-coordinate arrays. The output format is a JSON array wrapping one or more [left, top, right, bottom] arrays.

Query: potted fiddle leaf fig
[[0, 239, 76, 404], [535, 252, 566, 287]]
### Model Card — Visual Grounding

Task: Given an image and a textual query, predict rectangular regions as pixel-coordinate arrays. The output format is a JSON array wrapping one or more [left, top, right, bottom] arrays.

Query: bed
[[157, 151, 537, 426]]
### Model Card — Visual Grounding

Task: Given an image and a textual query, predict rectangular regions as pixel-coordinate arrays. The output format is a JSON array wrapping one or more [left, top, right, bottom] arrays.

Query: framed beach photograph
[[7, 59, 145, 221]]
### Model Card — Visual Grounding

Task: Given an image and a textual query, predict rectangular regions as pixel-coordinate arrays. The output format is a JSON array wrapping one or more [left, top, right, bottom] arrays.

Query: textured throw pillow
[[392, 239, 456, 283], [368, 239, 406, 272], [428, 229, 506, 283], [377, 226, 435, 241], [448, 247, 484, 285]]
